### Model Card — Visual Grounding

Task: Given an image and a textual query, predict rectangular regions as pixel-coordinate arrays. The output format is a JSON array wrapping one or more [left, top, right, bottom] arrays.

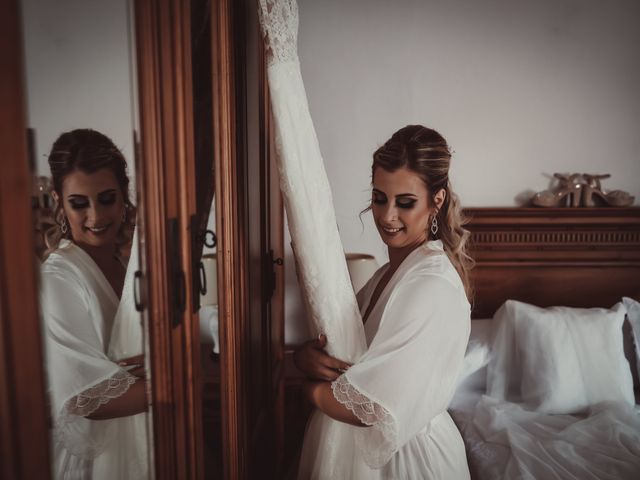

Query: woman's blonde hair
[[371, 125, 474, 301], [44, 129, 135, 259]]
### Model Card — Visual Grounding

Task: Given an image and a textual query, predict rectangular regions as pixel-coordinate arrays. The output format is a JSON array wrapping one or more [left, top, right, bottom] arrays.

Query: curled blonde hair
[[371, 125, 474, 301]]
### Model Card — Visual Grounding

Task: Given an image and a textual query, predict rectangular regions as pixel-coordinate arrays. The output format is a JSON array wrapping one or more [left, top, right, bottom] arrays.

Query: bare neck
[[77, 242, 118, 268], [387, 237, 426, 272]]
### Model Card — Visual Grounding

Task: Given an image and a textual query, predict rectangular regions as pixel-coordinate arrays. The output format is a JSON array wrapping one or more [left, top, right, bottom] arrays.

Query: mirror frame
[[0, 1, 51, 478], [135, 0, 205, 477]]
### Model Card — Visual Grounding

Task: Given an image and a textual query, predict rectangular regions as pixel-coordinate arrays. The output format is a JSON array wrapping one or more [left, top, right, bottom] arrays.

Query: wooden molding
[[0, 1, 52, 478], [464, 207, 640, 317], [212, 0, 247, 478], [135, 0, 203, 477]]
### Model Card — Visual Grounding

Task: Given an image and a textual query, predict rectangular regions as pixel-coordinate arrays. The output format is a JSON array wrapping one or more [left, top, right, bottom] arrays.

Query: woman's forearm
[[304, 381, 366, 427], [86, 379, 148, 420]]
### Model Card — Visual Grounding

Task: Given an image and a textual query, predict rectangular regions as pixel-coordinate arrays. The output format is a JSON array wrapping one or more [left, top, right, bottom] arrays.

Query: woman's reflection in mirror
[[41, 129, 147, 479]]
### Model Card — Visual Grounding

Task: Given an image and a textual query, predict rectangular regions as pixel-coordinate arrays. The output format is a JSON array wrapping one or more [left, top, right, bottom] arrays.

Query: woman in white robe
[[41, 129, 148, 480], [295, 125, 473, 479]]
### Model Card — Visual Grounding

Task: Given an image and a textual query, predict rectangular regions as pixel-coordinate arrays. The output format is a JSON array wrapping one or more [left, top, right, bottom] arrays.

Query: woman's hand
[[293, 335, 351, 381], [117, 354, 146, 378]]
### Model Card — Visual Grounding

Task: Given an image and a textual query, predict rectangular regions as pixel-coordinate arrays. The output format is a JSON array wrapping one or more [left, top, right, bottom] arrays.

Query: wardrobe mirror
[[21, 0, 154, 478], [190, 0, 222, 476]]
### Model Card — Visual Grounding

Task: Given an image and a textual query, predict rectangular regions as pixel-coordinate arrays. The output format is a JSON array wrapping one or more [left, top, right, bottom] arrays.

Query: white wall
[[22, 0, 137, 181], [285, 0, 640, 344]]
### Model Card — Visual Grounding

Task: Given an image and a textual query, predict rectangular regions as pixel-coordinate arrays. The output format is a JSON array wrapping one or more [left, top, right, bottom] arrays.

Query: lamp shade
[[201, 254, 217, 306], [345, 253, 379, 294]]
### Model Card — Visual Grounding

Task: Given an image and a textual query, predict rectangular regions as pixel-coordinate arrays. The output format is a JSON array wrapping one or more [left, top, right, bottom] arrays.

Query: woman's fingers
[[293, 335, 352, 380], [128, 366, 146, 378], [313, 335, 352, 371], [317, 366, 340, 381], [117, 353, 144, 365], [318, 355, 349, 372]]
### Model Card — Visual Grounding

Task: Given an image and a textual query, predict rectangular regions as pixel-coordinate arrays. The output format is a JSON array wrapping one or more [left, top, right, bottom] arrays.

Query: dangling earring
[[121, 208, 127, 223], [430, 215, 439, 237], [60, 215, 69, 235]]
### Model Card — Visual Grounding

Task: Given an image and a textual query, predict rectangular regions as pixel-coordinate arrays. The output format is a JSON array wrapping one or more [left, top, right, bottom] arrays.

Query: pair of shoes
[[582, 174, 635, 207], [532, 173, 582, 207]]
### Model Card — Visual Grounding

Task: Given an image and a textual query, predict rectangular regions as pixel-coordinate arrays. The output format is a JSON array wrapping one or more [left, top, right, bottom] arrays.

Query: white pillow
[[493, 300, 633, 414], [623, 297, 640, 386]]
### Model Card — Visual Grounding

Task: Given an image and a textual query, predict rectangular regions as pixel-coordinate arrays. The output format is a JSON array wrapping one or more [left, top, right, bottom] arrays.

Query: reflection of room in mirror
[[20, 0, 151, 479], [199, 254, 220, 354], [198, 195, 220, 353], [21, 0, 137, 182]]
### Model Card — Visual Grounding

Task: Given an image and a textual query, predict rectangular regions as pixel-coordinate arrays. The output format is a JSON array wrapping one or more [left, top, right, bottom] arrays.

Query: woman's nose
[[86, 204, 106, 225], [382, 204, 398, 223]]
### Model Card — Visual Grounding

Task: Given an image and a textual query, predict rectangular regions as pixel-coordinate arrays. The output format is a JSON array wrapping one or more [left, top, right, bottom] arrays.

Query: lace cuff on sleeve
[[64, 369, 138, 417], [331, 374, 399, 469], [55, 369, 138, 458]]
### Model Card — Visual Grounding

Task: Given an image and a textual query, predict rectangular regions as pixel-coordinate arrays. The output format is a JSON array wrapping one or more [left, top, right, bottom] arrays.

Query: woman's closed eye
[[396, 199, 416, 209], [98, 190, 117, 205], [67, 190, 117, 209], [68, 198, 89, 210], [372, 197, 417, 209]]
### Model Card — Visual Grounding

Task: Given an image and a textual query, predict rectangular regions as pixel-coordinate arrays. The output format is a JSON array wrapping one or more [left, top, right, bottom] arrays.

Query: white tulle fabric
[[257, 0, 366, 363], [451, 299, 640, 479], [41, 232, 148, 480]]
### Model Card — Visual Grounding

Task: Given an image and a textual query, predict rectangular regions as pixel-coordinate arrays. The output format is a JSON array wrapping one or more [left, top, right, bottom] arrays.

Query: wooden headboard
[[464, 207, 640, 319]]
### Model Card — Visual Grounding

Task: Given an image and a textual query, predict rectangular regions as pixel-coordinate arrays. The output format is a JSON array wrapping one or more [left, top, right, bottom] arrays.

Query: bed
[[450, 207, 640, 479]]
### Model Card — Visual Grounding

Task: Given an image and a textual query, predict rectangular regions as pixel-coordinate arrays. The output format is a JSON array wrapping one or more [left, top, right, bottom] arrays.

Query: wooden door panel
[[0, 2, 52, 478]]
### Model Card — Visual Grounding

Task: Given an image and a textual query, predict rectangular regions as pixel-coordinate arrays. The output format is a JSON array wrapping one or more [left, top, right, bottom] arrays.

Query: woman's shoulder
[[41, 242, 83, 281], [407, 241, 463, 290]]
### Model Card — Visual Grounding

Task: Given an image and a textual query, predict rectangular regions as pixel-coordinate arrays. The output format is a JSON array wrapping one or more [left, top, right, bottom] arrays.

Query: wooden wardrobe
[[0, 0, 285, 479]]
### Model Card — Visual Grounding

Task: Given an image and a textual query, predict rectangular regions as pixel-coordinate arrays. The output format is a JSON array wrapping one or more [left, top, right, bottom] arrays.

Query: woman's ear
[[434, 188, 446, 211]]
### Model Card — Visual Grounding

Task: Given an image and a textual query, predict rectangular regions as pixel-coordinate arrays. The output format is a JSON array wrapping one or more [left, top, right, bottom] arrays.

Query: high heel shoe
[[582, 173, 635, 207], [532, 173, 582, 207]]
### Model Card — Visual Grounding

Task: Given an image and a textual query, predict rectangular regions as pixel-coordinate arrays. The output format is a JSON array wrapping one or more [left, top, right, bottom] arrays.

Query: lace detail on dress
[[65, 369, 138, 417], [332, 374, 399, 468], [257, 0, 299, 67], [54, 369, 138, 458]]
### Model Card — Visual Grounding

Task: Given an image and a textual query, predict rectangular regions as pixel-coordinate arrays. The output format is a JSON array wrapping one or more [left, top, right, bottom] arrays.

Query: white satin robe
[[41, 240, 146, 480], [298, 240, 472, 479]]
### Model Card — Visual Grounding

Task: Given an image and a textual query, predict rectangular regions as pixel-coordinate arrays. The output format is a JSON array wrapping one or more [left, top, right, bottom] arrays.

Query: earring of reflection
[[60, 215, 68, 235], [430, 215, 438, 237], [122, 209, 127, 223]]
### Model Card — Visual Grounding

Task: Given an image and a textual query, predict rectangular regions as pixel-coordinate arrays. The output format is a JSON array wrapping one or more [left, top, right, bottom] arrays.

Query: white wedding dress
[[258, 2, 471, 477]]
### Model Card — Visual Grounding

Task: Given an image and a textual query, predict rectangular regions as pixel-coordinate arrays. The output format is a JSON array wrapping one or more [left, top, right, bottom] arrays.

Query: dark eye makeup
[[67, 190, 118, 209], [396, 199, 417, 209], [371, 191, 417, 209], [68, 198, 89, 210], [98, 191, 117, 205]]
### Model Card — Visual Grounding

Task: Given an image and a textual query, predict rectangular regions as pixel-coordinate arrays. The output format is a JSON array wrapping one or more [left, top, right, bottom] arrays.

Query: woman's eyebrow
[[98, 189, 117, 195], [372, 188, 386, 195], [395, 193, 418, 198], [67, 194, 88, 199]]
